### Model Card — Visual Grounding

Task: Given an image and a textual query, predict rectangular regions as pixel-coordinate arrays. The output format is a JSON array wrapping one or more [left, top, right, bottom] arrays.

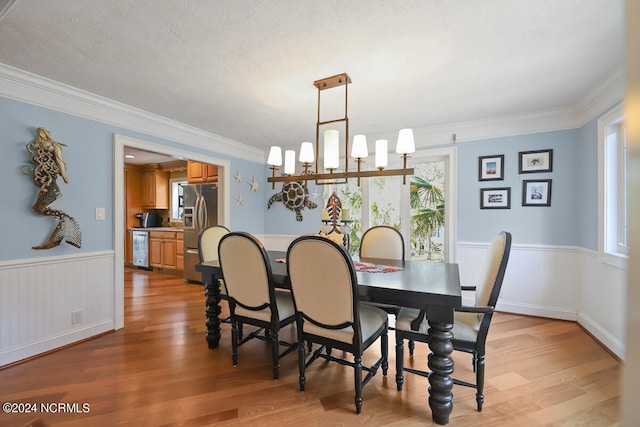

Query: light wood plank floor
[[0, 267, 621, 426]]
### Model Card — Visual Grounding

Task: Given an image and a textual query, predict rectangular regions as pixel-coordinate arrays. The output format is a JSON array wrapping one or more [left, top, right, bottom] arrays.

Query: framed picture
[[522, 179, 552, 206], [478, 155, 504, 181], [519, 149, 553, 173], [480, 187, 511, 209]]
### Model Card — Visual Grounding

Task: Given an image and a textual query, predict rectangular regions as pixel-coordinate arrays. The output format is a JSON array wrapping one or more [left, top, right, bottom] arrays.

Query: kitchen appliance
[[135, 212, 160, 228], [132, 230, 150, 269], [183, 183, 218, 282]]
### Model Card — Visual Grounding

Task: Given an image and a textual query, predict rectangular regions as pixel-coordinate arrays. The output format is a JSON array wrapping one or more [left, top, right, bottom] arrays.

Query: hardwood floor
[[0, 267, 621, 426]]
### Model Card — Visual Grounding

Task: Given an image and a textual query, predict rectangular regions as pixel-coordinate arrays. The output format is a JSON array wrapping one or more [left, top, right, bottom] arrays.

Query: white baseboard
[[495, 300, 577, 321], [577, 312, 625, 359], [0, 320, 114, 367]]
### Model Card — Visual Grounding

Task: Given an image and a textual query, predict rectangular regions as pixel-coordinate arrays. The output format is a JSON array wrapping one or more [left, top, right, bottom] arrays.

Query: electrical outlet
[[71, 309, 83, 325]]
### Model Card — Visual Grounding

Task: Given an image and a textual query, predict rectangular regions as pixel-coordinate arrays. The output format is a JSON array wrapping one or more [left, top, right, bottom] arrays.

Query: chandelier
[[267, 73, 415, 189]]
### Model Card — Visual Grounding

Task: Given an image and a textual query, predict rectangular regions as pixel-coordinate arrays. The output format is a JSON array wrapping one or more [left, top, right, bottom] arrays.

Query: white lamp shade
[[323, 129, 340, 170], [284, 150, 296, 175], [267, 146, 282, 166], [351, 134, 368, 158], [299, 142, 315, 163], [396, 128, 415, 154], [375, 139, 388, 169]]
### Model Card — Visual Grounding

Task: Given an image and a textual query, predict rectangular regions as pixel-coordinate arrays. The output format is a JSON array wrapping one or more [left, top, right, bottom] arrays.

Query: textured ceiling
[[0, 0, 626, 153]]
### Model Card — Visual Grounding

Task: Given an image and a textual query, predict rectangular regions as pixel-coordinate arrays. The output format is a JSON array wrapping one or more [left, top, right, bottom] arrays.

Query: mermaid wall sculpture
[[24, 128, 82, 249]]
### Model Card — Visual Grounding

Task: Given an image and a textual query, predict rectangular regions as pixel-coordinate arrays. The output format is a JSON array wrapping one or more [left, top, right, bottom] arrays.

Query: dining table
[[196, 250, 461, 425]]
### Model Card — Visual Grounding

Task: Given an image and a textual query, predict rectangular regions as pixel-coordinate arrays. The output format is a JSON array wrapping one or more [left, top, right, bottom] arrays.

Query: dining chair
[[359, 225, 405, 262], [359, 226, 415, 352], [217, 231, 297, 379], [359, 226, 405, 315], [394, 231, 512, 411], [286, 235, 389, 414], [198, 225, 231, 324], [198, 225, 230, 263]]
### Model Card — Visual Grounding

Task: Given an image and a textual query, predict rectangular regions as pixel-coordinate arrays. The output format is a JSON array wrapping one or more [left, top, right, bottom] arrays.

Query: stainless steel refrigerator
[[183, 183, 218, 282]]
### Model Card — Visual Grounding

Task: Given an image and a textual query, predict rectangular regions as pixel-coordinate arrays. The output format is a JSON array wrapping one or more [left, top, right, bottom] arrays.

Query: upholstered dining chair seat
[[396, 308, 480, 343], [302, 303, 389, 344], [233, 289, 294, 323]]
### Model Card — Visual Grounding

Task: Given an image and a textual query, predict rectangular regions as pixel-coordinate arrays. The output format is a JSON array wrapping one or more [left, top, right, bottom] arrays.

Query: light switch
[[96, 207, 106, 220]]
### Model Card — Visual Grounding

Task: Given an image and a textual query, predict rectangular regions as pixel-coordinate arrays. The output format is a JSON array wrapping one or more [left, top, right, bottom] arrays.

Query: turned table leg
[[427, 310, 455, 425], [204, 273, 222, 349]]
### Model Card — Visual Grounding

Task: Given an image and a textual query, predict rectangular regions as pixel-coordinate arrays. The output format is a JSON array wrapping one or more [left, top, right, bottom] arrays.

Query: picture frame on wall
[[480, 187, 511, 209], [522, 179, 552, 206], [519, 149, 553, 173], [478, 154, 504, 181]]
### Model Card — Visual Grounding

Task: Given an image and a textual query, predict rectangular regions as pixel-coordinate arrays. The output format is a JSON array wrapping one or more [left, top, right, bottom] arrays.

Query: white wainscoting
[[0, 251, 115, 366], [457, 242, 627, 359], [457, 242, 580, 320], [576, 248, 627, 358], [264, 235, 627, 358], [259, 234, 298, 252], [1, 241, 625, 366]]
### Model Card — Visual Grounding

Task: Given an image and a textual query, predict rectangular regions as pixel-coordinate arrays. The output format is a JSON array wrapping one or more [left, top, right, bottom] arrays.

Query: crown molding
[[400, 69, 625, 148], [0, 64, 264, 163], [575, 67, 626, 126], [0, 62, 625, 155], [369, 83, 622, 149], [402, 107, 581, 148]]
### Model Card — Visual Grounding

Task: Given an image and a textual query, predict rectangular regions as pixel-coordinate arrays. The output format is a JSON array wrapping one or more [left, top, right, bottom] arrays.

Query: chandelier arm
[[267, 167, 415, 184], [269, 73, 415, 187]]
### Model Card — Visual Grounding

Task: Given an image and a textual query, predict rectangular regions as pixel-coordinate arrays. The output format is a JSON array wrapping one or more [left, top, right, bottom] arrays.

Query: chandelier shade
[[284, 150, 296, 175], [267, 146, 282, 166], [267, 73, 414, 186], [323, 129, 340, 171], [351, 134, 368, 159], [299, 142, 314, 164], [375, 139, 388, 169]]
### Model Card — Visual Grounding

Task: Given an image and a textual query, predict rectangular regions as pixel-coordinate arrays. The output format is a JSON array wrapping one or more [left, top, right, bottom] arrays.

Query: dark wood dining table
[[196, 250, 461, 425]]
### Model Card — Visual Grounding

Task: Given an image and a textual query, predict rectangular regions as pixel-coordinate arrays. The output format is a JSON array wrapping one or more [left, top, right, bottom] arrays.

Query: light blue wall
[[264, 180, 324, 235], [457, 129, 582, 246], [0, 96, 267, 261], [266, 123, 604, 247], [576, 118, 599, 250], [2, 94, 612, 256]]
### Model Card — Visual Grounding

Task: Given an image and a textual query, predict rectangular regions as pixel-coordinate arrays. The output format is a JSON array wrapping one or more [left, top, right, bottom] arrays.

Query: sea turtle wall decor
[[267, 181, 317, 221]]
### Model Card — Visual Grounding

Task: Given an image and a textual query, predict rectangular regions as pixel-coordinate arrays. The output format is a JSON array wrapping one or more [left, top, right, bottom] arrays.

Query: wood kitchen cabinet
[[142, 169, 169, 209], [187, 161, 218, 183], [124, 167, 143, 263], [149, 230, 183, 271], [176, 233, 184, 271]]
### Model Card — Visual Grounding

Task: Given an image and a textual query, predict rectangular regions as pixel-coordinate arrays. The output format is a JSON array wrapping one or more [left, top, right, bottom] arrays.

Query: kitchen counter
[[130, 227, 183, 232]]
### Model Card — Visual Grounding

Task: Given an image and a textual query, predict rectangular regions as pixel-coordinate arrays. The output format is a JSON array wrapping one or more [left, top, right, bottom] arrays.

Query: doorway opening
[[114, 134, 231, 329]]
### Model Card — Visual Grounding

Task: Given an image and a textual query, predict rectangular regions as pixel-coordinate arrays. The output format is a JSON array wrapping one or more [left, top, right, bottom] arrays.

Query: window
[[599, 104, 628, 260], [170, 179, 187, 222], [324, 147, 456, 262]]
